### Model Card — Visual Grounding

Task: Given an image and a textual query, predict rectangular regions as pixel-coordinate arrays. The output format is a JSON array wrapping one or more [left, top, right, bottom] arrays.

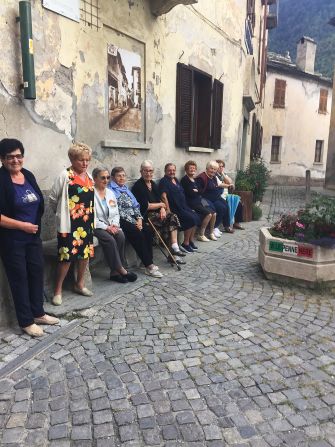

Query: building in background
[[262, 37, 332, 185]]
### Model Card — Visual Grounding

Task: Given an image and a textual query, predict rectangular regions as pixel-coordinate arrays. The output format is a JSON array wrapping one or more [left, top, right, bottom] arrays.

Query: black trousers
[[0, 237, 45, 328], [120, 219, 153, 267], [235, 202, 243, 223]]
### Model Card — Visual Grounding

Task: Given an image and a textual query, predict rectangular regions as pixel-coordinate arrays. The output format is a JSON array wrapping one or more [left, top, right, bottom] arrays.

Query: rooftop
[[267, 51, 332, 87]]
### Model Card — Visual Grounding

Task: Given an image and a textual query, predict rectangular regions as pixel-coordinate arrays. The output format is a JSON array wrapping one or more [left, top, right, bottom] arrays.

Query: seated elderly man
[[196, 160, 232, 239], [159, 163, 200, 253], [131, 160, 185, 260]]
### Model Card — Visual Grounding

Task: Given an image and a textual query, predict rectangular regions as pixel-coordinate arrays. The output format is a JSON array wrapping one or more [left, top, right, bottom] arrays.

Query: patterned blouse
[[117, 191, 142, 225]]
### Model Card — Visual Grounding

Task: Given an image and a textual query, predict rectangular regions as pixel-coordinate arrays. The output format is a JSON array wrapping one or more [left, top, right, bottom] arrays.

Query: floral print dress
[[58, 168, 95, 262]]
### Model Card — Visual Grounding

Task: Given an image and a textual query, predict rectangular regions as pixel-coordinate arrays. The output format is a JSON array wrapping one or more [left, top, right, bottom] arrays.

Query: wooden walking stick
[[147, 218, 181, 271]]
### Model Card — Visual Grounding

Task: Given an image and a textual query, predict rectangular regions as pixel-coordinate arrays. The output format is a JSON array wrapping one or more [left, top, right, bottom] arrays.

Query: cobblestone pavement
[[0, 186, 334, 447]]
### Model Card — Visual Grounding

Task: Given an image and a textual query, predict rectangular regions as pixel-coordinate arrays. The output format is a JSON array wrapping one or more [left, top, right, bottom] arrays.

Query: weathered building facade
[[325, 18, 335, 190], [0, 0, 273, 190], [262, 37, 332, 185]]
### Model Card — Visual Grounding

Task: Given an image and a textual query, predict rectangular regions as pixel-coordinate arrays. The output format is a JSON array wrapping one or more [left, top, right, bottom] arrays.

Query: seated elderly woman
[[196, 160, 232, 239], [131, 160, 185, 259], [108, 167, 163, 278], [93, 167, 137, 283], [216, 159, 244, 230], [180, 160, 217, 241], [159, 163, 200, 253]]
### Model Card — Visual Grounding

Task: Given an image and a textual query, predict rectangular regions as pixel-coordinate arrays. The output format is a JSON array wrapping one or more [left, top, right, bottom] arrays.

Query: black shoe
[[167, 256, 186, 265], [125, 272, 137, 282], [110, 274, 128, 283], [189, 241, 198, 251], [180, 243, 194, 253], [171, 248, 186, 257]]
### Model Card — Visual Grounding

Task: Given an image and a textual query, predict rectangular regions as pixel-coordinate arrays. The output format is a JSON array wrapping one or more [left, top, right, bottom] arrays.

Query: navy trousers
[[0, 237, 45, 328], [211, 198, 230, 228]]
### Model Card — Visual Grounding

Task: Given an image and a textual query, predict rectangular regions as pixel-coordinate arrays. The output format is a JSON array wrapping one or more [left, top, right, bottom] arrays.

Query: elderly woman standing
[[196, 160, 232, 239], [0, 138, 59, 336], [49, 142, 95, 306], [132, 160, 185, 258], [109, 166, 163, 278], [93, 167, 137, 283]]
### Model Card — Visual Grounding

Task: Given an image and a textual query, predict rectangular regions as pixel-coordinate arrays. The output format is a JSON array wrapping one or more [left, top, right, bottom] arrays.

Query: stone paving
[[0, 186, 335, 447]]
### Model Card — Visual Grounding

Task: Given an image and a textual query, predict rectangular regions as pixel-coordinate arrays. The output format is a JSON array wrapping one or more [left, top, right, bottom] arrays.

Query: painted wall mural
[[107, 44, 141, 132]]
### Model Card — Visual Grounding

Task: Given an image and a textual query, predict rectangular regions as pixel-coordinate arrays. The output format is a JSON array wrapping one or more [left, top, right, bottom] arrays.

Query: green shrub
[[235, 158, 270, 202], [252, 204, 262, 220]]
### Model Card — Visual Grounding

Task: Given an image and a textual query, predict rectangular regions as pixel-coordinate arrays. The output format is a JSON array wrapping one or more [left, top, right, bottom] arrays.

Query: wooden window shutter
[[250, 113, 257, 159], [273, 79, 286, 108], [210, 79, 224, 149], [319, 89, 328, 113], [176, 63, 193, 147]]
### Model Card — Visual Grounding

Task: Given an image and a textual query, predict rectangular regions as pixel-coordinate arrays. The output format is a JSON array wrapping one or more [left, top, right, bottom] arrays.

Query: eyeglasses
[[99, 175, 110, 180], [143, 169, 154, 173], [5, 154, 24, 161]]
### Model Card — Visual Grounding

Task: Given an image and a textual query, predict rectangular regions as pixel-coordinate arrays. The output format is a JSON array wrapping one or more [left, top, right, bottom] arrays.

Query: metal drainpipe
[[17, 1, 36, 99]]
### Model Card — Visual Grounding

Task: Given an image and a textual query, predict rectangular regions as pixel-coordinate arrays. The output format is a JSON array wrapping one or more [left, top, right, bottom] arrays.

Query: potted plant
[[259, 195, 335, 287], [234, 170, 254, 222]]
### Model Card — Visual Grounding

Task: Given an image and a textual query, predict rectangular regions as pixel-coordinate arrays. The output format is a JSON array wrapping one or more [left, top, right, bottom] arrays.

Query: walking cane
[[147, 218, 181, 271]]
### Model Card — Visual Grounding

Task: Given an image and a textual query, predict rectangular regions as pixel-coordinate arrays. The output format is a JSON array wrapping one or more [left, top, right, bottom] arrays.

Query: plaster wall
[[262, 70, 332, 183], [0, 0, 264, 188]]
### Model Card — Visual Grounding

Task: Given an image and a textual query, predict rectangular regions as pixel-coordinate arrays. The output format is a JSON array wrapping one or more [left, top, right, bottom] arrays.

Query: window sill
[[101, 140, 151, 150], [187, 146, 214, 153], [313, 162, 323, 165], [273, 105, 285, 109], [270, 161, 281, 164], [318, 111, 327, 115]]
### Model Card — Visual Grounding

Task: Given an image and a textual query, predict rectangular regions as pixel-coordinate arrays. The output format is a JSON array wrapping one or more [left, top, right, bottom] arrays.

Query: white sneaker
[[145, 267, 163, 278], [213, 228, 221, 238]]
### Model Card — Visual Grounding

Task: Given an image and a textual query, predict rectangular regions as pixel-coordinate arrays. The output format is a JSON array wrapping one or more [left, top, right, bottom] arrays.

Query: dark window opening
[[314, 140, 323, 163], [176, 63, 223, 149], [319, 89, 328, 114], [271, 136, 281, 162]]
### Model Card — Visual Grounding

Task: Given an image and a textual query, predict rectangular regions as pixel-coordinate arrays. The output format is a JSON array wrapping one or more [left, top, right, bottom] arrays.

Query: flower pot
[[259, 227, 335, 288], [234, 190, 253, 222]]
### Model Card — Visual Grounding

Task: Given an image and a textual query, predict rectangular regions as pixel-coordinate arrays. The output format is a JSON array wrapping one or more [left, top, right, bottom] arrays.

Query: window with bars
[[273, 79, 286, 108], [175, 63, 223, 149], [271, 136, 281, 162], [318, 89, 328, 114], [314, 140, 323, 163], [80, 0, 99, 29]]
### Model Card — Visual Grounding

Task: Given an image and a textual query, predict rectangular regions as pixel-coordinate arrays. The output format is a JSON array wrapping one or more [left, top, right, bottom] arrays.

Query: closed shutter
[[273, 79, 286, 108], [176, 63, 193, 147], [319, 89, 328, 113], [250, 113, 257, 159], [211, 79, 224, 149]]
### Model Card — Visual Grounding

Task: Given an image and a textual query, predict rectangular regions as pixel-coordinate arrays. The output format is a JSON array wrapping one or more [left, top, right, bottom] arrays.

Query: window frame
[[318, 88, 328, 114], [314, 140, 324, 163], [270, 136, 281, 163], [273, 79, 286, 109], [175, 63, 224, 149]]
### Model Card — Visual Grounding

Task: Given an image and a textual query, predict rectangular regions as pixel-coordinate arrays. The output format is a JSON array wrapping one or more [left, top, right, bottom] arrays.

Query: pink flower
[[296, 221, 305, 229]]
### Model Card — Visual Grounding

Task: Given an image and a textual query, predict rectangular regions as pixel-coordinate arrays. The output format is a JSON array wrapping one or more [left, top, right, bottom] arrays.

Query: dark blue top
[[196, 175, 223, 202], [12, 180, 40, 241], [158, 176, 190, 213]]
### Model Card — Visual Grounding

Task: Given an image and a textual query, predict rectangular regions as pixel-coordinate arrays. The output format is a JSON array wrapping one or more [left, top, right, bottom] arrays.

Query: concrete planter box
[[259, 227, 335, 288]]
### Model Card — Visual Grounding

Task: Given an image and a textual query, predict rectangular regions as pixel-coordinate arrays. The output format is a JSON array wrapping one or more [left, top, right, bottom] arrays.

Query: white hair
[[140, 160, 154, 170], [206, 160, 219, 170]]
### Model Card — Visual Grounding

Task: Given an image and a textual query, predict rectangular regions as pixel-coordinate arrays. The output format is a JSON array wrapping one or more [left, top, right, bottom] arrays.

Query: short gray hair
[[140, 160, 154, 170], [206, 160, 219, 170], [92, 166, 110, 179]]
